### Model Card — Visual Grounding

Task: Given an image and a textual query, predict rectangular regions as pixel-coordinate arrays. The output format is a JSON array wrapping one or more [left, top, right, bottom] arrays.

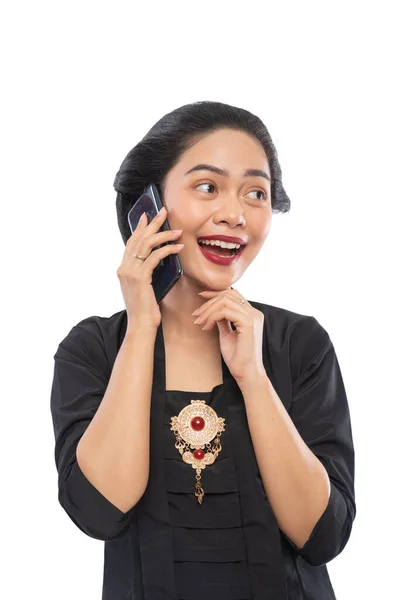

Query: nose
[[216, 195, 246, 227]]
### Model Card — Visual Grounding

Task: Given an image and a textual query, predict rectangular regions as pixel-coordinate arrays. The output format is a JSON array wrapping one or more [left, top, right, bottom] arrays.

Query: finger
[[143, 206, 168, 235], [128, 228, 182, 269], [193, 293, 244, 318], [133, 228, 182, 259], [130, 208, 168, 252], [216, 318, 235, 335], [200, 305, 245, 331], [139, 241, 184, 271], [129, 212, 148, 239], [198, 288, 243, 305], [192, 294, 224, 317], [195, 298, 247, 329], [127, 207, 167, 244], [124, 213, 148, 258]]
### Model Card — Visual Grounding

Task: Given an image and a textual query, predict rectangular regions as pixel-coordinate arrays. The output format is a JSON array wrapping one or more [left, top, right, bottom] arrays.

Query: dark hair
[[114, 100, 291, 245]]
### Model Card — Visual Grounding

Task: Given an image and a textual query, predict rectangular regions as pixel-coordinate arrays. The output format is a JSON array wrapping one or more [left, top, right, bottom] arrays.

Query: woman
[[50, 101, 356, 600]]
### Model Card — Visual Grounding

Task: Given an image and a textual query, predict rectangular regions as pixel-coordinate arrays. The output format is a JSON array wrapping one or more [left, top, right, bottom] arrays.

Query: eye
[[195, 182, 216, 194], [247, 189, 268, 201], [194, 182, 268, 201]]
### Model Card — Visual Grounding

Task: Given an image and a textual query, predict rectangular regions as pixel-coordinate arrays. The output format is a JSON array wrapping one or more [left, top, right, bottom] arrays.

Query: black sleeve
[[282, 317, 356, 566], [50, 318, 137, 541]]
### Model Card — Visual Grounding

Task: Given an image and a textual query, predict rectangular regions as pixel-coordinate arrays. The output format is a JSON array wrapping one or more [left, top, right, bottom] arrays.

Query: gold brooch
[[170, 400, 226, 504]]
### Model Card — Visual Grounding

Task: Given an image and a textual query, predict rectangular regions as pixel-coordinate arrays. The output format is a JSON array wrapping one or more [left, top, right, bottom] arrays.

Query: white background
[[2, 1, 399, 598]]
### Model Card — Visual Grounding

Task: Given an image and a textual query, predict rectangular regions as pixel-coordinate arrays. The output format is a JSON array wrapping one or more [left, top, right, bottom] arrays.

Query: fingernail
[[139, 212, 146, 221], [160, 206, 166, 214]]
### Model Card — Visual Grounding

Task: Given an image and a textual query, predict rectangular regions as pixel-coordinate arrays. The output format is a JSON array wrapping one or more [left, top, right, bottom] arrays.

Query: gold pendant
[[170, 400, 226, 504]]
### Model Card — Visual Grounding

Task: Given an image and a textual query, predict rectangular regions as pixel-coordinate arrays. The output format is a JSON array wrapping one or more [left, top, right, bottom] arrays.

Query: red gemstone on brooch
[[191, 416, 205, 431], [193, 449, 205, 460]]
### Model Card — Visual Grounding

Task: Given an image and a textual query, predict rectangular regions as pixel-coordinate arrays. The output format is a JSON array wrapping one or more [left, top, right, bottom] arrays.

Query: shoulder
[[248, 298, 328, 340], [248, 299, 331, 379], [57, 309, 126, 346], [54, 309, 128, 371]]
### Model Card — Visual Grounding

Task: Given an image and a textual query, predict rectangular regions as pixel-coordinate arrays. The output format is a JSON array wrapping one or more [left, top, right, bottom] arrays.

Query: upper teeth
[[198, 239, 241, 249]]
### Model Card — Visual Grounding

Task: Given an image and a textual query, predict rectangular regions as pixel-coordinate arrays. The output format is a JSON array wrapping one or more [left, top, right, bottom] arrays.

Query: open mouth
[[197, 241, 244, 257]]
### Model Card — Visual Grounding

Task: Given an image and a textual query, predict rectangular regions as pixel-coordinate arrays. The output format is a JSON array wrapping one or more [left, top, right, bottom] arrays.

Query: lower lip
[[198, 243, 244, 265]]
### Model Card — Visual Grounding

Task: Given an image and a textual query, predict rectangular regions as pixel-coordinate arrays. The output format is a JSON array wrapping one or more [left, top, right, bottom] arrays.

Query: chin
[[180, 258, 243, 290]]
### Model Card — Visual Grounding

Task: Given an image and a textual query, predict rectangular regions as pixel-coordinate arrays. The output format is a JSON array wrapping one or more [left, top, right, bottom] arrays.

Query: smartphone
[[127, 183, 183, 303]]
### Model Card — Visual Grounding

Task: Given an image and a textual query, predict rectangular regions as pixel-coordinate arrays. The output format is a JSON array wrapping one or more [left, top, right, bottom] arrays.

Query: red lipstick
[[197, 234, 247, 245], [198, 244, 244, 266]]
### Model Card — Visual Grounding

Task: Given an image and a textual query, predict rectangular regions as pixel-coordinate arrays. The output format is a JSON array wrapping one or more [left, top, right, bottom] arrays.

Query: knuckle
[[117, 264, 129, 275]]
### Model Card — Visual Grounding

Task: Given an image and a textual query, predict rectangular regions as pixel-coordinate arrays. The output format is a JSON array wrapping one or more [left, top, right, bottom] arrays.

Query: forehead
[[177, 128, 270, 175]]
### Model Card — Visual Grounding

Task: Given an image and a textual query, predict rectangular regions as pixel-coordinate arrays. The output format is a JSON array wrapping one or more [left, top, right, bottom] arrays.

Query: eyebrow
[[184, 163, 271, 182]]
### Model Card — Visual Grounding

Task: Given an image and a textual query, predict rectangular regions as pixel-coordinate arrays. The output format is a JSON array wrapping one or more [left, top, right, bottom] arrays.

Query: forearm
[[76, 326, 156, 513], [238, 372, 331, 549]]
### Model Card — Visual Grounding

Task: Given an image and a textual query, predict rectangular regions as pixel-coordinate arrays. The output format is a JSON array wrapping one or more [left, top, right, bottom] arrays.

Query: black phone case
[[127, 183, 183, 303]]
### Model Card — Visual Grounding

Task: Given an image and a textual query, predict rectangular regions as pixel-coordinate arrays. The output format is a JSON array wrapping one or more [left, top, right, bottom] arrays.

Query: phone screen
[[127, 183, 183, 303]]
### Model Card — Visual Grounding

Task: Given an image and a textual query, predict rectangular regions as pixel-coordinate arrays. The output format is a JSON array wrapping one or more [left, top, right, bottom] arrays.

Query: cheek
[[166, 197, 203, 231], [261, 221, 272, 241], [251, 214, 272, 240], [165, 197, 192, 229]]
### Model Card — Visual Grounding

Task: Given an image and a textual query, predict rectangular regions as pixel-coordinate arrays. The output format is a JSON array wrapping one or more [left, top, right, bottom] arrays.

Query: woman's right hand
[[117, 207, 184, 331]]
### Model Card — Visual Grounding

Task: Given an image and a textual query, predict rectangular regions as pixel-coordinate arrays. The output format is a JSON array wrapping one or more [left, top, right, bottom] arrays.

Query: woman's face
[[162, 128, 272, 291]]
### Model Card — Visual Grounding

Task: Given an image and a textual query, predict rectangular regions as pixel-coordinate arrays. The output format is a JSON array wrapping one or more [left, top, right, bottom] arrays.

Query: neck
[[159, 277, 222, 344]]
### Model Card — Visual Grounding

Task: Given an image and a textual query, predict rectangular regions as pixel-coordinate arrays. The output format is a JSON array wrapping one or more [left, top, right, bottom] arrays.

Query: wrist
[[236, 368, 269, 390], [125, 323, 158, 342]]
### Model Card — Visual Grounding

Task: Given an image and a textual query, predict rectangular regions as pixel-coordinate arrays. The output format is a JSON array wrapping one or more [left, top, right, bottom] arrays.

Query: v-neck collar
[[134, 318, 288, 599]]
